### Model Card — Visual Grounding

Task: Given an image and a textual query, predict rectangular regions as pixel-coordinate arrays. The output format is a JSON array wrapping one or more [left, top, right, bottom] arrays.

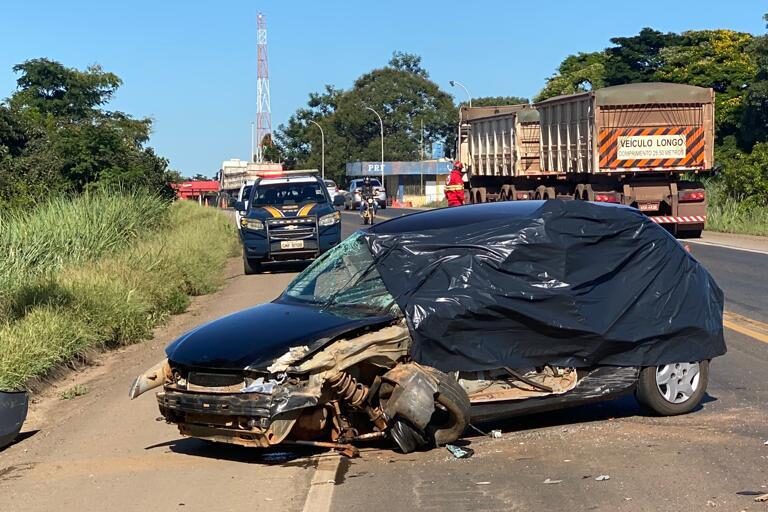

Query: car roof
[[369, 201, 630, 234], [258, 177, 319, 185]]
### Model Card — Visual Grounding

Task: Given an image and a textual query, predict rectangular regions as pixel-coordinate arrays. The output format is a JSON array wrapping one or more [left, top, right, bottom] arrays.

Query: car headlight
[[319, 211, 341, 227], [240, 218, 265, 231]]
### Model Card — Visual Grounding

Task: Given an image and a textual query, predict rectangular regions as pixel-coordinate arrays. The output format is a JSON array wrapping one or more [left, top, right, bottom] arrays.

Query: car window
[[251, 182, 327, 207], [282, 233, 399, 317], [324, 180, 337, 188], [240, 185, 252, 202]]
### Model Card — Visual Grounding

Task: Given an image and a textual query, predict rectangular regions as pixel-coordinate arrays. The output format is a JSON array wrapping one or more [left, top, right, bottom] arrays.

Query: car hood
[[165, 301, 393, 371]]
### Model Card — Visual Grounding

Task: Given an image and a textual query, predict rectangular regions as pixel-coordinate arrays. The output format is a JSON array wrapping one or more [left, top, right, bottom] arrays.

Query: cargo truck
[[459, 82, 714, 237]]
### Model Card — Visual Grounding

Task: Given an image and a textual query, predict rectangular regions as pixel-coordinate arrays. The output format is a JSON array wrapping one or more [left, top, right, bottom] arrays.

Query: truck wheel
[[500, 185, 511, 201], [636, 360, 709, 416], [243, 255, 261, 275], [475, 188, 487, 203]]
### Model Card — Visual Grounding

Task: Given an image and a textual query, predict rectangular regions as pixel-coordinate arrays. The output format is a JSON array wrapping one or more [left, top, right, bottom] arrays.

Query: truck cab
[[236, 172, 341, 274]]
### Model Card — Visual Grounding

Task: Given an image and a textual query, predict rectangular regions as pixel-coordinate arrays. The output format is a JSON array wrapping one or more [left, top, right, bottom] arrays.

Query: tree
[[275, 53, 457, 183], [604, 28, 682, 85], [10, 58, 121, 121], [0, 59, 172, 207], [470, 96, 529, 107], [536, 52, 607, 101], [655, 30, 756, 141], [741, 14, 768, 150]]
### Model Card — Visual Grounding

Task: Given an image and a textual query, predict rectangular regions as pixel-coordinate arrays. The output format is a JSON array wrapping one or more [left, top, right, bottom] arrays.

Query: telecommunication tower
[[255, 12, 272, 163]]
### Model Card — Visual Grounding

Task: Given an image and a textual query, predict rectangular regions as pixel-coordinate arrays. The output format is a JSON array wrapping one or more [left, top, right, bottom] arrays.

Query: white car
[[323, 179, 339, 198], [234, 181, 255, 228], [344, 178, 387, 210]]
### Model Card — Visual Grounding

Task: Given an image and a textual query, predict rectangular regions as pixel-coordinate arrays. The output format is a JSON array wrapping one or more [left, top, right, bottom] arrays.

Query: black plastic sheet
[[363, 200, 725, 372]]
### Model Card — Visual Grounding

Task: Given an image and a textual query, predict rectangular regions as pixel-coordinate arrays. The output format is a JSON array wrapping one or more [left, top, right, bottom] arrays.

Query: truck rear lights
[[678, 190, 705, 203], [516, 192, 530, 200], [594, 193, 620, 203]]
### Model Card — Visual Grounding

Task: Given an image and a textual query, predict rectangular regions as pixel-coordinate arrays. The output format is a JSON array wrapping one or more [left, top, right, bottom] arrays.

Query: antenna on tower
[[255, 12, 272, 163]]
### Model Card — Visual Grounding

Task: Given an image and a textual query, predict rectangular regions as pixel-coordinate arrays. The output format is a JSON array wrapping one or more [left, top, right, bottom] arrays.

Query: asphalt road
[[1, 207, 766, 512]]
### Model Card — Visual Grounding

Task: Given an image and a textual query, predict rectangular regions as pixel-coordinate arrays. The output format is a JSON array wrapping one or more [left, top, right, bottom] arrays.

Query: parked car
[[130, 200, 725, 456], [233, 181, 255, 229], [323, 179, 339, 198], [343, 178, 387, 210]]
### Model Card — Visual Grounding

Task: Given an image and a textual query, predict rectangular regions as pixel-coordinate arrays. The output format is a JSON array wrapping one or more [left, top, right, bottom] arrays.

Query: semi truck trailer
[[459, 82, 714, 237]]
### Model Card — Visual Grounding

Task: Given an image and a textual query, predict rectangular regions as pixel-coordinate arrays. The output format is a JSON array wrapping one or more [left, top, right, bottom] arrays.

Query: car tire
[[636, 360, 709, 416], [243, 256, 261, 275], [421, 367, 471, 447]]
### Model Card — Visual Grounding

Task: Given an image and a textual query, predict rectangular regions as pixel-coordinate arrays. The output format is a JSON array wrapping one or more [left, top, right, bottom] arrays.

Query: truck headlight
[[319, 211, 341, 227], [240, 218, 265, 231]]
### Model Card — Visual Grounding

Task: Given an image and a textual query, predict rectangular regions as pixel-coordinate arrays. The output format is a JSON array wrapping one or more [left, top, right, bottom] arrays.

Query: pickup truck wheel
[[636, 360, 708, 416], [243, 256, 261, 275]]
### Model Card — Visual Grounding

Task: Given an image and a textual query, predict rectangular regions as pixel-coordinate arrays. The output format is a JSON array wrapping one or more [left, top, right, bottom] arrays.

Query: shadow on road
[[0, 429, 39, 454], [473, 392, 719, 435], [146, 437, 320, 468]]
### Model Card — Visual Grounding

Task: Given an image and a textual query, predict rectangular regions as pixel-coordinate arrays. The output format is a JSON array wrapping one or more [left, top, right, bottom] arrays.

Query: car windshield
[[282, 233, 400, 318], [251, 181, 327, 207]]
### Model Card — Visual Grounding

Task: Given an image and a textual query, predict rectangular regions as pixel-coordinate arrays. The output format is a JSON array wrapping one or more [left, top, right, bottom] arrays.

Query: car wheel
[[243, 256, 261, 275], [390, 417, 428, 454], [422, 367, 471, 446], [636, 360, 709, 415]]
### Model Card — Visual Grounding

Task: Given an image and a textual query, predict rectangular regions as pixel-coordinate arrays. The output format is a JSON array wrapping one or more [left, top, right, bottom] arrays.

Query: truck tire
[[636, 360, 709, 416], [475, 188, 487, 203], [243, 255, 261, 275], [535, 185, 547, 200], [500, 185, 512, 201]]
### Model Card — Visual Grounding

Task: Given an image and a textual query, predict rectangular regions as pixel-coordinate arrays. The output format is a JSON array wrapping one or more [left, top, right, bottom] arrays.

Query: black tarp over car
[[363, 200, 725, 372]]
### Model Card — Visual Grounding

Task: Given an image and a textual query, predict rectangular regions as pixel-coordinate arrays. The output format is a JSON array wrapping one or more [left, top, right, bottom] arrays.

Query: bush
[[0, 195, 239, 390]]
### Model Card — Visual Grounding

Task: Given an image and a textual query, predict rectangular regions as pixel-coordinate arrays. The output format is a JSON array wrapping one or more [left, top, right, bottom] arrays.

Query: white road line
[[302, 454, 342, 512], [686, 239, 768, 256]]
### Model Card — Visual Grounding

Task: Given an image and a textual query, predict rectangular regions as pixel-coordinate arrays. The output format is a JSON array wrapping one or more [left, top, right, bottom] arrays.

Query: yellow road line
[[723, 311, 768, 344]]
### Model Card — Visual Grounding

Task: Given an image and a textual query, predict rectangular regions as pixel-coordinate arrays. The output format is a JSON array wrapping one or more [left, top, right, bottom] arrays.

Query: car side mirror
[[233, 200, 246, 212], [333, 196, 345, 207]]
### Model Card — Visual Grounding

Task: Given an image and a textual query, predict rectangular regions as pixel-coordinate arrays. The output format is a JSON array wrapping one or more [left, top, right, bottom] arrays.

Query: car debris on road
[[130, 200, 726, 457]]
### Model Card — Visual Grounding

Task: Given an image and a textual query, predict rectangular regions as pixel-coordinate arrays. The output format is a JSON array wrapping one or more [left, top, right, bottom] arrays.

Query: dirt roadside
[[0, 258, 315, 512]]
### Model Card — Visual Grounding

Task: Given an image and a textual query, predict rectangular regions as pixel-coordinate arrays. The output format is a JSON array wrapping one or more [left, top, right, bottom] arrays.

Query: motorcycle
[[361, 195, 376, 225]]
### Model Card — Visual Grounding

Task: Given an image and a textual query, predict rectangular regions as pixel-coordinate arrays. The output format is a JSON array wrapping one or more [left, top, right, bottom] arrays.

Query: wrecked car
[[130, 200, 725, 455]]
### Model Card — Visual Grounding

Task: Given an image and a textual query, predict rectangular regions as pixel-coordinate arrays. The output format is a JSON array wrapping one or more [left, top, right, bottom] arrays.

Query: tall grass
[[0, 194, 239, 390], [705, 181, 768, 237]]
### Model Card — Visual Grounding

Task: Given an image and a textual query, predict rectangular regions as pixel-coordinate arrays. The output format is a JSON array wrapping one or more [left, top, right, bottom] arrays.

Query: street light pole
[[449, 80, 472, 161], [365, 106, 384, 185], [308, 120, 325, 180]]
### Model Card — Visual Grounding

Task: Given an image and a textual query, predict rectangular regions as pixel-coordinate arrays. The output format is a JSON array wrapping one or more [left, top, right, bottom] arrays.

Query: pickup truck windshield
[[252, 182, 327, 207], [282, 233, 399, 317]]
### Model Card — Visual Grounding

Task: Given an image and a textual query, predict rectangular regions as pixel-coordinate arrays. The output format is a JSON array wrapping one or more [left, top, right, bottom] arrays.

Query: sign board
[[617, 134, 686, 160], [431, 142, 444, 160], [598, 127, 704, 170]]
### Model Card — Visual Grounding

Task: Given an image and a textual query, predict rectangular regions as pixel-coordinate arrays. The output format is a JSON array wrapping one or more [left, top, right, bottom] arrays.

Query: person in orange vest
[[444, 160, 465, 207]]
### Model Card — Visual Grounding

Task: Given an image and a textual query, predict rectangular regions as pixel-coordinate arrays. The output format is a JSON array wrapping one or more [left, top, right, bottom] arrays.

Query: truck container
[[460, 82, 714, 237]]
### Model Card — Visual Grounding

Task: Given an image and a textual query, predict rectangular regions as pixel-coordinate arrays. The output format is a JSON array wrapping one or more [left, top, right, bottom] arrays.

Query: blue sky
[[1, 0, 765, 176]]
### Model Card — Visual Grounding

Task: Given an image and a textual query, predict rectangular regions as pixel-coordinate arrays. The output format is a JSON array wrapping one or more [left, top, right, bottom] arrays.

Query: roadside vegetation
[[0, 192, 239, 390]]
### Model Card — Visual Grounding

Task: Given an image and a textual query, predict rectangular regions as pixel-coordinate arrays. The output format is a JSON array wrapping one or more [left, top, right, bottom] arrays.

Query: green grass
[[0, 194, 240, 390], [705, 182, 768, 237], [59, 384, 89, 400]]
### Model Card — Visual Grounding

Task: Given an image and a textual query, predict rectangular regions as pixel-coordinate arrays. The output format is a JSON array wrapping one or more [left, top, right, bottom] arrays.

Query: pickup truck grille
[[267, 219, 317, 240]]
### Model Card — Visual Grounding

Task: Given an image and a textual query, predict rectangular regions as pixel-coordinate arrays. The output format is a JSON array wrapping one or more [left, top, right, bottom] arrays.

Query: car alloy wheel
[[655, 362, 701, 404]]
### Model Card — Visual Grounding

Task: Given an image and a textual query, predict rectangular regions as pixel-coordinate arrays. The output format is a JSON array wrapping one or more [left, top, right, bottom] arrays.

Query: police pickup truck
[[235, 171, 341, 274]]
